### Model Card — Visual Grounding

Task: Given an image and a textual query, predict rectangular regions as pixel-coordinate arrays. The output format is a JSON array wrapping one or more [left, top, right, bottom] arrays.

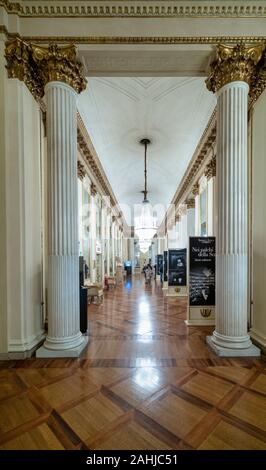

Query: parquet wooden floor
[[0, 278, 265, 450]]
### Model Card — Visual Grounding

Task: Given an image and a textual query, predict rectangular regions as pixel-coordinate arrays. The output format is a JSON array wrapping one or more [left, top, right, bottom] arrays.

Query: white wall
[[250, 89, 266, 350], [4, 79, 44, 356]]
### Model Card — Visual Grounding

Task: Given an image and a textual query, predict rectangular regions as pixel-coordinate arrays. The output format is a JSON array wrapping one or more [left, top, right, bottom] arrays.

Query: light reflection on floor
[[125, 279, 132, 289], [133, 367, 161, 389], [137, 298, 152, 339]]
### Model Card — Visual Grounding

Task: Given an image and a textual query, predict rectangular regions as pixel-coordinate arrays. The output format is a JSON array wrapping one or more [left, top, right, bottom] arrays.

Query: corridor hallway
[[0, 278, 265, 450]]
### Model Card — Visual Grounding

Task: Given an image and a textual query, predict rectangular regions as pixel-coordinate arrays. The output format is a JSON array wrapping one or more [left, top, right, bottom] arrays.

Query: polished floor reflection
[[0, 277, 265, 450]]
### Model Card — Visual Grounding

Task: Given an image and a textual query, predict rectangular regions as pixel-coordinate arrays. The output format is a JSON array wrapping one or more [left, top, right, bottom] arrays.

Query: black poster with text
[[163, 251, 168, 282], [168, 249, 187, 286], [189, 237, 215, 306], [156, 254, 163, 277]]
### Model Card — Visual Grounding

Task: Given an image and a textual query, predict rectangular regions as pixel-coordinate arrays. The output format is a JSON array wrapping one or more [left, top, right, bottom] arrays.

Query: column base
[[36, 335, 88, 358], [185, 319, 215, 326], [206, 336, 261, 357], [166, 286, 187, 297]]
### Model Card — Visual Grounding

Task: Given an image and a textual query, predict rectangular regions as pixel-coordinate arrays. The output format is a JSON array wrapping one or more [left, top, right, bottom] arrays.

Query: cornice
[[77, 113, 115, 206], [77, 160, 86, 180], [77, 113, 128, 231], [22, 36, 266, 45], [205, 156, 216, 180], [1, 1, 266, 18], [174, 110, 216, 205], [158, 109, 217, 234]]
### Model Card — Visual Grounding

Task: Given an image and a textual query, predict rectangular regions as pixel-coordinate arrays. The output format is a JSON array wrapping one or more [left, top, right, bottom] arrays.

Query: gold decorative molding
[[31, 43, 87, 94], [175, 214, 181, 223], [5, 38, 43, 100], [77, 114, 129, 233], [206, 43, 264, 93], [2, 1, 266, 18], [77, 115, 115, 207], [250, 48, 266, 104], [77, 160, 86, 180], [5, 37, 86, 97], [200, 308, 212, 318], [192, 182, 200, 197], [21, 35, 266, 46], [205, 157, 216, 180], [90, 182, 97, 197], [185, 198, 196, 209], [158, 110, 217, 235]]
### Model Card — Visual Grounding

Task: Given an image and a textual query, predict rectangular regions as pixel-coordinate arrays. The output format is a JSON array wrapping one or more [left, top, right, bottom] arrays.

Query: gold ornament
[[90, 182, 97, 197], [192, 182, 200, 197], [205, 157, 216, 180], [200, 308, 212, 318], [206, 43, 263, 93], [77, 161, 86, 180], [31, 43, 87, 94], [5, 37, 87, 98], [185, 198, 195, 209], [5, 38, 43, 99]]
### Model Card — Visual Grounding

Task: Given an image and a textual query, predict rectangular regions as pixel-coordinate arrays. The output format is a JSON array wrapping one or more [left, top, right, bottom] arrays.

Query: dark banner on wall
[[163, 251, 168, 282], [168, 249, 187, 286], [156, 254, 163, 277], [189, 237, 215, 306]]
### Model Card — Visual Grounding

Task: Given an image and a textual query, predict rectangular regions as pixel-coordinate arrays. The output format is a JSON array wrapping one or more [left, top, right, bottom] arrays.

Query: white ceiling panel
[[78, 77, 216, 225]]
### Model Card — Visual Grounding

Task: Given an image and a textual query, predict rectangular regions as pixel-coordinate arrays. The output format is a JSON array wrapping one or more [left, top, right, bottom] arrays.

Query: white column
[[180, 213, 188, 248], [101, 203, 106, 283], [207, 81, 259, 356], [205, 159, 216, 236], [37, 82, 87, 357], [168, 223, 178, 249], [111, 220, 115, 274], [90, 191, 97, 283], [187, 209, 195, 237], [106, 211, 110, 276], [193, 184, 200, 236], [207, 177, 215, 236]]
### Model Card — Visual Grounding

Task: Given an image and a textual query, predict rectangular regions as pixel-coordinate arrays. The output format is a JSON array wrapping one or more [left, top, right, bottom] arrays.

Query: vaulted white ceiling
[[78, 77, 216, 225]]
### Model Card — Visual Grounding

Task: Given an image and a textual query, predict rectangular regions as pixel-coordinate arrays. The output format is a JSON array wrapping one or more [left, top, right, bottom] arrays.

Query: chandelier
[[134, 138, 157, 253]]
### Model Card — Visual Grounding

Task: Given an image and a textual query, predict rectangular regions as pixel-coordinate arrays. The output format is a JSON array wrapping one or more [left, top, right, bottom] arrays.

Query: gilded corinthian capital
[[5, 38, 43, 99], [206, 43, 263, 93], [31, 43, 87, 94], [5, 38, 87, 98]]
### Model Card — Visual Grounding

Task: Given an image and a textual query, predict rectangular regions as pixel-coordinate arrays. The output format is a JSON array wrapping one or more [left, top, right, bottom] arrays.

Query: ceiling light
[[134, 138, 157, 253]]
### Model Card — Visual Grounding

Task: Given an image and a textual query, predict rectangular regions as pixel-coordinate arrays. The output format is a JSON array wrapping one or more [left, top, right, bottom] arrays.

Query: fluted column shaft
[[44, 81, 83, 351], [187, 208, 195, 238], [211, 81, 251, 350]]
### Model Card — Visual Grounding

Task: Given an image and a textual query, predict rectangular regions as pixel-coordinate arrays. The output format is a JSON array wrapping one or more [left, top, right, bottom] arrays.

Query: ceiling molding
[[158, 109, 217, 235], [21, 35, 266, 45], [1, 1, 266, 18], [77, 113, 129, 231]]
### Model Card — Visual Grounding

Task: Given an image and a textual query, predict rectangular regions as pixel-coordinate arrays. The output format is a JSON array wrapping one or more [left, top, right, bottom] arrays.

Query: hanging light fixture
[[134, 138, 157, 253]]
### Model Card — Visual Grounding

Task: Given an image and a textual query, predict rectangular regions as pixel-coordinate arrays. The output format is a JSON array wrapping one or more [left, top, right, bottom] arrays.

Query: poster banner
[[163, 251, 168, 282], [189, 237, 215, 307], [168, 249, 187, 287], [156, 254, 163, 278]]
